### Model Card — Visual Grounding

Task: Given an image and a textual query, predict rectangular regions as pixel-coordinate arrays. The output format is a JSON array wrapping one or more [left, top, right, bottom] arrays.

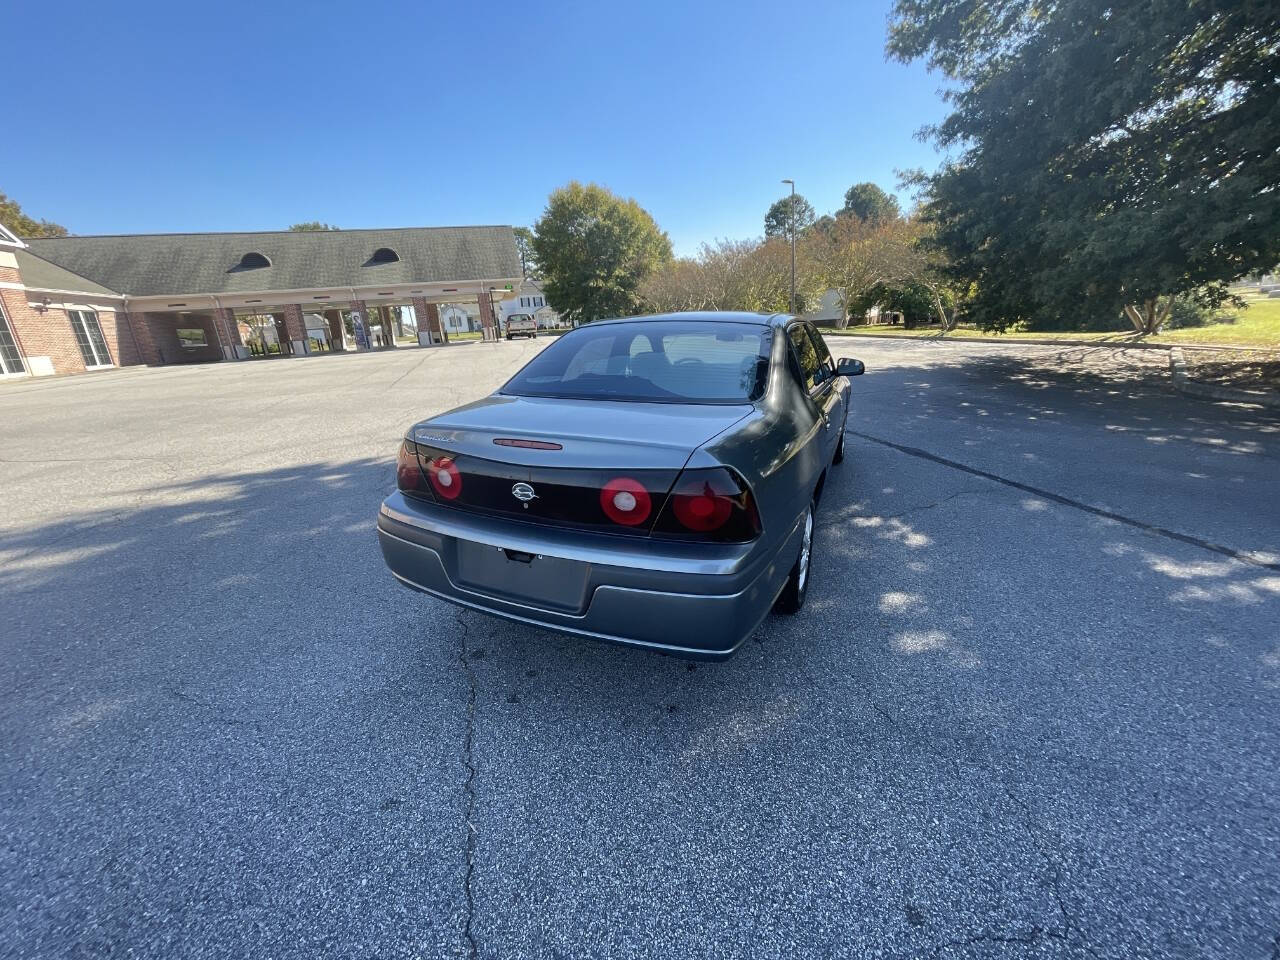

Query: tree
[[764, 194, 815, 239], [889, 218, 971, 331], [639, 256, 712, 313], [641, 238, 821, 316], [512, 226, 535, 277], [0, 191, 68, 238], [288, 221, 340, 231], [531, 182, 672, 323], [802, 215, 914, 327], [838, 183, 900, 224], [888, 0, 1280, 334], [873, 281, 944, 328]]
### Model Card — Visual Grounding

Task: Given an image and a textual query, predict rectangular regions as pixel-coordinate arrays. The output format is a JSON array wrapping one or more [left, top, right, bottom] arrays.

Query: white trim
[[0, 279, 124, 301], [0, 297, 27, 376], [122, 277, 523, 311], [4, 277, 524, 311], [0, 223, 26, 248], [29, 300, 117, 313], [67, 308, 114, 369]]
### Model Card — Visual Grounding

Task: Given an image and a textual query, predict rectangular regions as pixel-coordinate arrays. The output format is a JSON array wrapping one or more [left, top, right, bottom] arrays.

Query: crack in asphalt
[[1000, 784, 1102, 960], [848, 429, 1280, 572], [454, 614, 480, 960], [386, 350, 435, 391], [880, 488, 993, 520], [862, 691, 1099, 958], [163, 684, 260, 732], [926, 929, 1052, 958], [920, 781, 1100, 959]]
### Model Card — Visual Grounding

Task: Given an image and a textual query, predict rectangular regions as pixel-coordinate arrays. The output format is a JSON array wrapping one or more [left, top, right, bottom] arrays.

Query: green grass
[[827, 324, 1131, 341], [828, 297, 1280, 349], [1154, 296, 1280, 347]]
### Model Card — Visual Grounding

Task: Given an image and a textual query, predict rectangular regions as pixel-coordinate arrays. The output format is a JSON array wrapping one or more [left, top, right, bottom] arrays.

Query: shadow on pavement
[[2, 438, 1278, 958]]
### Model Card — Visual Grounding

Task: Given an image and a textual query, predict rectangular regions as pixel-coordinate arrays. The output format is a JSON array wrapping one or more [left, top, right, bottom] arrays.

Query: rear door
[[787, 322, 839, 462], [804, 323, 845, 445]]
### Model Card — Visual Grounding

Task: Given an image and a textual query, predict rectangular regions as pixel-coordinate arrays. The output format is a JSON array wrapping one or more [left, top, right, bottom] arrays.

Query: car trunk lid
[[413, 395, 752, 470], [409, 395, 753, 535]]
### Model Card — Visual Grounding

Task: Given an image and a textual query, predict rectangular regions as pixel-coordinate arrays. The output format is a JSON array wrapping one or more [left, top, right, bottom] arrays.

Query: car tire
[[774, 502, 814, 615], [832, 412, 848, 464]]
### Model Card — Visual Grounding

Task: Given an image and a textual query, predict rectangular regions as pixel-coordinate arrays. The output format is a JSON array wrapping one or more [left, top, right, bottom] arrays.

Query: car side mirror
[[837, 357, 865, 377]]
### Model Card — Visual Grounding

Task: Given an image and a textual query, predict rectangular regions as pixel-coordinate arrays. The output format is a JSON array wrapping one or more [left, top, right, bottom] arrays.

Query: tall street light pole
[[782, 179, 796, 314]]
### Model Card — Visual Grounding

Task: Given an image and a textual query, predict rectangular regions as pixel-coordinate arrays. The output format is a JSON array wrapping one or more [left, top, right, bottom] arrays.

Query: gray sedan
[[377, 311, 864, 659]]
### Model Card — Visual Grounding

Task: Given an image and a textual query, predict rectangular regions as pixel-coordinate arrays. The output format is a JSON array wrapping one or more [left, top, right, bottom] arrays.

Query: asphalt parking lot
[[3, 338, 1278, 959]]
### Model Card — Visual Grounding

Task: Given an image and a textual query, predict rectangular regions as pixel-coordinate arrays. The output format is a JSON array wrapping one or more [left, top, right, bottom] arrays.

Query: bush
[[1166, 295, 1215, 329]]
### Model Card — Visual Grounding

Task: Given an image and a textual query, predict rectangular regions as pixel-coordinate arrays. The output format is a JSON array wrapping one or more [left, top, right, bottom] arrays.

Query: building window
[[177, 327, 208, 348], [68, 309, 113, 368], [369, 247, 400, 264], [235, 252, 272, 270], [0, 300, 25, 375]]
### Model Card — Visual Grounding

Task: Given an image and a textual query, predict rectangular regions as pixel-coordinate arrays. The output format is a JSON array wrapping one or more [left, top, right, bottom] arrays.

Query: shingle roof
[[14, 249, 123, 297], [23, 226, 522, 297]]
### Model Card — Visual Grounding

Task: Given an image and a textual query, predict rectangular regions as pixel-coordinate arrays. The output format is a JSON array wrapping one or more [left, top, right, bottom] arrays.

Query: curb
[[829, 331, 1275, 355], [1168, 347, 1280, 409]]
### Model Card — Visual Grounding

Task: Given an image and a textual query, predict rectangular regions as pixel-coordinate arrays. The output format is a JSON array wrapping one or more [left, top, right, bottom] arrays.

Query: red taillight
[[600, 476, 652, 526], [427, 455, 463, 500], [653, 467, 762, 543], [397, 440, 424, 492], [672, 477, 733, 531]]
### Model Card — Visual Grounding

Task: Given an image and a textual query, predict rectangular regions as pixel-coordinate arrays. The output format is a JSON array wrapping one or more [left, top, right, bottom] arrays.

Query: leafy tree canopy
[[0, 191, 69, 238], [888, 0, 1280, 333], [288, 221, 340, 231], [531, 182, 672, 323], [512, 226, 535, 277], [838, 183, 900, 224], [764, 194, 816, 238], [861, 279, 954, 327], [641, 238, 816, 315]]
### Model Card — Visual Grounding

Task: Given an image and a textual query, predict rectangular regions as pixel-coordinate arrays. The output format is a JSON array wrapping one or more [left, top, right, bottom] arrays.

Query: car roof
[[588, 311, 788, 328]]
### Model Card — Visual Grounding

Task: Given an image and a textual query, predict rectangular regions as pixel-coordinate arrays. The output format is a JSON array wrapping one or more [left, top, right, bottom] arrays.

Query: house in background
[[804, 289, 904, 328], [803, 290, 846, 327], [498, 278, 565, 330], [439, 303, 481, 333]]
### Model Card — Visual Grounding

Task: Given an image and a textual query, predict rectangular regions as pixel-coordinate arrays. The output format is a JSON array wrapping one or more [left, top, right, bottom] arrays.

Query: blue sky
[[7, 0, 947, 257]]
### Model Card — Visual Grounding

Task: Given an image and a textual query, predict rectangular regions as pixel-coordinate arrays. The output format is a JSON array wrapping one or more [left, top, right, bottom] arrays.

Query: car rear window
[[501, 320, 771, 403]]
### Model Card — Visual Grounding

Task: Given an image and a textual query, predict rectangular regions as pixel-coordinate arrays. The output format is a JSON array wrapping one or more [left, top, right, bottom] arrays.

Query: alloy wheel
[[797, 506, 813, 594]]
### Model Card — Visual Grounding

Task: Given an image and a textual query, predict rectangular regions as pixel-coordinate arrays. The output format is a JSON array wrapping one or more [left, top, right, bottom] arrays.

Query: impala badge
[[511, 482, 537, 503]]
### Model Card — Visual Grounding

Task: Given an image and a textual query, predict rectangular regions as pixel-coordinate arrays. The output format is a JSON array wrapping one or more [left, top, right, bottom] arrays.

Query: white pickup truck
[[505, 314, 537, 340]]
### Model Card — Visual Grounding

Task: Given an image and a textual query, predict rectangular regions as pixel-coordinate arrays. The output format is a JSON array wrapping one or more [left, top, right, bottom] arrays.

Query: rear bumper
[[376, 492, 799, 659]]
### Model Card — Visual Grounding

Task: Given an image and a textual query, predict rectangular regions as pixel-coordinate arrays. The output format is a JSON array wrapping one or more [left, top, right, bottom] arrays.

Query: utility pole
[[782, 179, 796, 314]]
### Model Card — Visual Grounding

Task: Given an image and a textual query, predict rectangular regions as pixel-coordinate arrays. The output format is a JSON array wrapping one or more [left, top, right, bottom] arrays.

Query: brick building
[[0, 223, 522, 378]]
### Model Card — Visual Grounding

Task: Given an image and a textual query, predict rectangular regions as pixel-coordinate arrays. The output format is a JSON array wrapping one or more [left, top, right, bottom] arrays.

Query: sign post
[[351, 310, 371, 350]]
